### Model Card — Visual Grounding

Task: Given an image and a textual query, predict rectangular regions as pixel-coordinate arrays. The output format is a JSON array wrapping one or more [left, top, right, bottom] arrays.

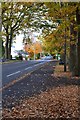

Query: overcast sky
[[11, 31, 41, 52]]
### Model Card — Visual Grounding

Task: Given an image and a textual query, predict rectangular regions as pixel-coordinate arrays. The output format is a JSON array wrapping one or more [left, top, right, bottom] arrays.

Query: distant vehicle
[[41, 55, 53, 60], [46, 55, 53, 60], [11, 50, 29, 60]]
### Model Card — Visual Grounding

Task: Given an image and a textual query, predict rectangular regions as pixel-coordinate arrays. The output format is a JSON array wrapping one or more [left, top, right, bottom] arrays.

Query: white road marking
[[25, 63, 45, 70], [7, 71, 21, 77], [34, 63, 44, 66], [6, 62, 47, 77], [25, 66, 32, 70], [34, 64, 39, 67]]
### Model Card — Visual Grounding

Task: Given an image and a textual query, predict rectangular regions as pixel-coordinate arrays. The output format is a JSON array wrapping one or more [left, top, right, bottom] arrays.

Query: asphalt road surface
[[2, 60, 53, 88], [2, 60, 57, 109]]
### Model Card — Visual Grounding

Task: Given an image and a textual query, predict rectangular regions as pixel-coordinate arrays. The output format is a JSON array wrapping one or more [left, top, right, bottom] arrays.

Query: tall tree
[[2, 2, 55, 59], [76, 6, 80, 76], [44, 2, 80, 76], [2, 2, 33, 59]]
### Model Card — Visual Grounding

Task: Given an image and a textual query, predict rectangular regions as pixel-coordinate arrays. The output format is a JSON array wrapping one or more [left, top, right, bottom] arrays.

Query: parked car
[[59, 59, 64, 65], [41, 55, 53, 60], [46, 55, 53, 60]]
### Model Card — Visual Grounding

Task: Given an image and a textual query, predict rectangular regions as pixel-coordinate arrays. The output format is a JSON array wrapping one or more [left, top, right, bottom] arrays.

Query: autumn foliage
[[24, 41, 42, 57]]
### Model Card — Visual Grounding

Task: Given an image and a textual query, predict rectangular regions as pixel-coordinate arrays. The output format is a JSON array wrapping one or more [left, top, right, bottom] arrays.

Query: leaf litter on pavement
[[2, 62, 80, 119]]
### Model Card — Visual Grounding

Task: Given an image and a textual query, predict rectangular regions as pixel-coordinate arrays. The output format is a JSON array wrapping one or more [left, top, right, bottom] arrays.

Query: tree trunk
[[69, 23, 77, 76], [8, 29, 13, 60], [77, 25, 80, 76], [5, 25, 9, 59], [64, 28, 67, 72], [5, 35, 9, 59], [76, 7, 80, 76], [69, 43, 77, 76]]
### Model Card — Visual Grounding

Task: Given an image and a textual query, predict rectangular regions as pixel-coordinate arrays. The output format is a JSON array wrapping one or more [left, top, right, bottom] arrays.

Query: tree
[[76, 6, 80, 76], [2, 2, 33, 59], [24, 41, 42, 59], [2, 2, 56, 59], [44, 2, 80, 76]]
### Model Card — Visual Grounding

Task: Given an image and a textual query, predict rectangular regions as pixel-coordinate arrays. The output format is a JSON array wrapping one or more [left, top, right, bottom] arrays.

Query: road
[[2, 60, 58, 109], [2, 60, 53, 88]]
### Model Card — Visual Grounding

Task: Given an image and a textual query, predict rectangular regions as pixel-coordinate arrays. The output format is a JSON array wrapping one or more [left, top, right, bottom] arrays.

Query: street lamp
[[34, 43, 36, 60], [64, 27, 67, 72], [53, 18, 67, 72]]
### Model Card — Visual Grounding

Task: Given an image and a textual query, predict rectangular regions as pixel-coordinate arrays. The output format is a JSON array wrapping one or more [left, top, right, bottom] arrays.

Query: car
[[46, 55, 53, 60], [59, 59, 64, 65], [11, 50, 29, 60], [41, 55, 53, 60]]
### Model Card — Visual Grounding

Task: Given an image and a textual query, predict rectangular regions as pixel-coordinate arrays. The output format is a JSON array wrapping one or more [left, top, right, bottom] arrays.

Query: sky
[[11, 31, 41, 55], [15, 34, 24, 50]]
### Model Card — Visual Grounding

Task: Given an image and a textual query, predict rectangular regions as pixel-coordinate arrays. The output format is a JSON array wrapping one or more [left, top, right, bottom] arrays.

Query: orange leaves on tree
[[24, 41, 42, 56]]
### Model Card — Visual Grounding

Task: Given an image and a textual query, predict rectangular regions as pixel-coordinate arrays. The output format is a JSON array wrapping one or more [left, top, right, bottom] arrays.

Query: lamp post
[[64, 27, 67, 72], [33, 42, 36, 60]]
